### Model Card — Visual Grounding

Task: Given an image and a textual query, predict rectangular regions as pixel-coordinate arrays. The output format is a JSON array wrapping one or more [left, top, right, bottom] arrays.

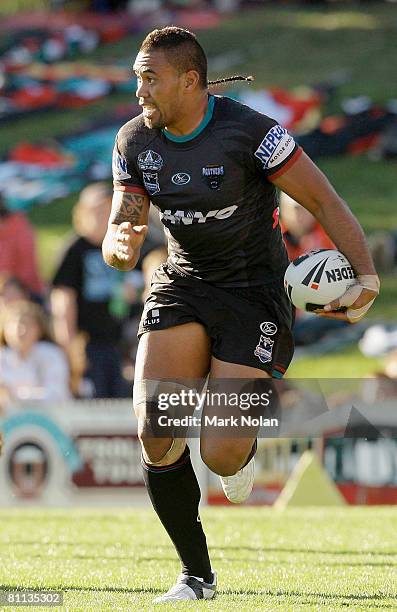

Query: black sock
[[142, 446, 212, 583]]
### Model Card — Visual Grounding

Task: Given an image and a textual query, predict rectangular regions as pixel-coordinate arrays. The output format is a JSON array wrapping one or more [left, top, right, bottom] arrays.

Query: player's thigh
[[134, 322, 211, 446], [134, 321, 211, 380], [200, 358, 269, 472], [210, 357, 271, 379]]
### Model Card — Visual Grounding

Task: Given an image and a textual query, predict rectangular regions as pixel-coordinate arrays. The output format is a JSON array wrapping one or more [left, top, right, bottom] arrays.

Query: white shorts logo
[[144, 308, 160, 325], [254, 125, 296, 170], [254, 335, 274, 364], [260, 321, 278, 335]]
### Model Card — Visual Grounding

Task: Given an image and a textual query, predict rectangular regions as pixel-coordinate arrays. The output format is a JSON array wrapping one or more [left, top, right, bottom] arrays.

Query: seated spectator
[[50, 183, 129, 398], [0, 194, 45, 299], [0, 301, 71, 409], [280, 192, 334, 261]]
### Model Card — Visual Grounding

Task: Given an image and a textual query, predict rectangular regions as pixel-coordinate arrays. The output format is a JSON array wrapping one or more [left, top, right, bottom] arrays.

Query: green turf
[[0, 507, 396, 610]]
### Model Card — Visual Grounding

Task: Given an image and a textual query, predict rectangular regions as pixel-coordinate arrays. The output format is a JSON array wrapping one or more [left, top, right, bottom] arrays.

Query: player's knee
[[139, 431, 186, 467], [133, 379, 189, 465], [201, 443, 248, 477], [138, 430, 171, 464]]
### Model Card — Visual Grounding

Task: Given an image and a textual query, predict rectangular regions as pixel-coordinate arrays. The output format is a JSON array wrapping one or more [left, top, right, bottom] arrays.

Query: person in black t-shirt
[[51, 183, 127, 398], [102, 27, 380, 602]]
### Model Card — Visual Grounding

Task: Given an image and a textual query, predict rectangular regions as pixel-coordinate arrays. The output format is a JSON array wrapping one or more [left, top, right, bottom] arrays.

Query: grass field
[[1, 507, 396, 610]]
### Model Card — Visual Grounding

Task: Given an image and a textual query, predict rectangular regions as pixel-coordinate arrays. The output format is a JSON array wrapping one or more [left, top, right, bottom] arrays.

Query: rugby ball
[[284, 249, 357, 311]]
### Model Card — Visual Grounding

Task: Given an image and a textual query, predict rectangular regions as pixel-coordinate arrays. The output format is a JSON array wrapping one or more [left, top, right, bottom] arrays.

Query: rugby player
[[103, 27, 379, 602]]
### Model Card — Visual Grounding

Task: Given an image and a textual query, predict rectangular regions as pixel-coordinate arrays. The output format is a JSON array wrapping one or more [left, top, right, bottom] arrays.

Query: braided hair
[[208, 75, 254, 87]]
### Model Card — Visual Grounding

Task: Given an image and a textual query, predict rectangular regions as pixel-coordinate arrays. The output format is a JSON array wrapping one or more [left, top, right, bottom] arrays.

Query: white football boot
[[220, 456, 255, 504], [153, 571, 217, 603]]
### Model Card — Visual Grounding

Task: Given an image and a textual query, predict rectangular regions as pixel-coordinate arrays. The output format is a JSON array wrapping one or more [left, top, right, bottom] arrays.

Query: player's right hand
[[315, 274, 380, 323], [115, 221, 148, 263]]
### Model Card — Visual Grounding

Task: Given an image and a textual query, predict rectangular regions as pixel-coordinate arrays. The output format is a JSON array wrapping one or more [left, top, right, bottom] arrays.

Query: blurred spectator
[[50, 183, 130, 398], [0, 275, 30, 308], [0, 301, 71, 409], [0, 194, 45, 299], [367, 230, 397, 273], [280, 192, 334, 261]]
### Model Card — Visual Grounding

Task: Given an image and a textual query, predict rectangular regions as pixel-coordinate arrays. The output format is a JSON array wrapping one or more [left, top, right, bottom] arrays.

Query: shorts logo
[[202, 164, 224, 190], [138, 150, 163, 172], [254, 125, 295, 170], [172, 173, 191, 186], [254, 335, 274, 364], [260, 321, 278, 335], [144, 308, 160, 325], [143, 172, 160, 195], [112, 147, 131, 180]]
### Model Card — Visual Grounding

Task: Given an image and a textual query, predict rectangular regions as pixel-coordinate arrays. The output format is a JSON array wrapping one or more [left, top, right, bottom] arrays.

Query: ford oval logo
[[172, 172, 191, 186]]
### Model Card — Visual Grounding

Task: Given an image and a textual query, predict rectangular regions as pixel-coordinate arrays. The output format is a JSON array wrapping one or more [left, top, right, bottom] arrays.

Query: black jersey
[[113, 95, 302, 287]]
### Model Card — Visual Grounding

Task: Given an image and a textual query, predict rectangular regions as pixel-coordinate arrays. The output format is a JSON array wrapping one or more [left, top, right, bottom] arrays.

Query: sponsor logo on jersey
[[202, 164, 225, 190], [144, 308, 160, 326], [137, 150, 163, 171], [254, 335, 274, 364], [171, 172, 191, 186], [254, 125, 295, 170], [260, 321, 278, 336], [160, 204, 237, 225], [112, 148, 131, 180], [143, 172, 160, 195]]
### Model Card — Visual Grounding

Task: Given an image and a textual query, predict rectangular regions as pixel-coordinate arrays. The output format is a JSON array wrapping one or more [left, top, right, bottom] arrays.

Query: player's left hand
[[314, 274, 380, 323]]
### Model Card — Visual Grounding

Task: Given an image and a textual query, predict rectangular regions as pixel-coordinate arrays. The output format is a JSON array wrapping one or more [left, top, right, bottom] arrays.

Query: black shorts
[[138, 263, 295, 378]]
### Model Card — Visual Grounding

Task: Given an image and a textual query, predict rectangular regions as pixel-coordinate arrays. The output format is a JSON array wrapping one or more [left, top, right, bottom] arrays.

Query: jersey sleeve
[[250, 114, 302, 179], [112, 131, 147, 195]]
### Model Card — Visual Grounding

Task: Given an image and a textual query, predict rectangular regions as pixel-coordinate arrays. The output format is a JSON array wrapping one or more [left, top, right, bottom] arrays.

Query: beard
[[142, 108, 165, 129]]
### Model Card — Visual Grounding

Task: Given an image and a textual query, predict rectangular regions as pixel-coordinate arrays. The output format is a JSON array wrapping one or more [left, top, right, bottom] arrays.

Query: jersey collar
[[162, 95, 215, 143]]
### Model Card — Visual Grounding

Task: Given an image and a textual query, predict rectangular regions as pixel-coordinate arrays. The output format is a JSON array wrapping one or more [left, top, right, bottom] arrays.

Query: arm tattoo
[[110, 193, 146, 225]]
